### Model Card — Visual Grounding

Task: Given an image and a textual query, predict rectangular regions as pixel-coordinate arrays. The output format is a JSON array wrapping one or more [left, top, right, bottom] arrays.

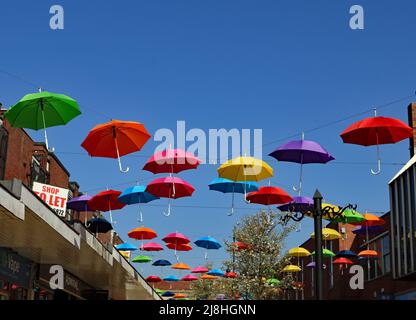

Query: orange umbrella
[[356, 213, 385, 227], [128, 227, 157, 240], [171, 262, 190, 270], [358, 250, 378, 258], [166, 243, 192, 251], [173, 293, 187, 299], [81, 120, 151, 173], [201, 274, 218, 280]]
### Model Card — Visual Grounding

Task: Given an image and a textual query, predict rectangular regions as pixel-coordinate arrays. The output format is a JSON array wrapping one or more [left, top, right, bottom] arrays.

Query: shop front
[[0, 248, 33, 300]]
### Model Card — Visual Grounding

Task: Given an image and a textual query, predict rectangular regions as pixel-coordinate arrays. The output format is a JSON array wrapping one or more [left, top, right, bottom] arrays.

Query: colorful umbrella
[[358, 250, 378, 258], [356, 213, 385, 227], [81, 119, 151, 173], [146, 275, 162, 283], [163, 275, 180, 282], [268, 136, 334, 195], [334, 209, 365, 224], [340, 111, 413, 174], [278, 196, 313, 212], [195, 236, 221, 260], [153, 260, 172, 267], [132, 255, 152, 263], [224, 271, 238, 279], [86, 217, 112, 234], [4, 90, 81, 151], [67, 194, 92, 213], [141, 242, 164, 251], [310, 228, 341, 241], [146, 177, 195, 216], [282, 265, 301, 273], [88, 190, 125, 223], [171, 262, 190, 270], [181, 274, 198, 281], [336, 250, 357, 258], [115, 243, 138, 251], [287, 247, 311, 257], [232, 241, 250, 251], [352, 225, 385, 235], [306, 261, 326, 269], [333, 257, 353, 265], [191, 266, 209, 274], [173, 293, 187, 299], [166, 243, 192, 251], [208, 178, 259, 215], [201, 274, 218, 280], [118, 186, 159, 222], [246, 186, 293, 206], [266, 278, 281, 286], [143, 148, 201, 174], [304, 203, 340, 221], [162, 291, 175, 297], [207, 269, 225, 277], [217, 156, 273, 183], [162, 232, 190, 245], [311, 248, 336, 258]]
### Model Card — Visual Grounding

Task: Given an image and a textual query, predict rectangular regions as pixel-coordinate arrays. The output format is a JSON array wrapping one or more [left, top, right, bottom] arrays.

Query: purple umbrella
[[67, 194, 92, 223], [306, 261, 326, 269], [278, 196, 313, 212], [352, 225, 385, 235], [268, 134, 335, 195]]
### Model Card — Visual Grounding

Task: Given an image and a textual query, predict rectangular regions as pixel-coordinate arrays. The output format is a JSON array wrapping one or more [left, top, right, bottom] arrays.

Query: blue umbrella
[[118, 185, 159, 222], [336, 250, 357, 258], [86, 217, 112, 234], [195, 236, 222, 260], [163, 275, 180, 282], [162, 291, 175, 297], [207, 269, 224, 277], [208, 178, 259, 215], [153, 259, 172, 267], [352, 225, 385, 235], [115, 243, 138, 251]]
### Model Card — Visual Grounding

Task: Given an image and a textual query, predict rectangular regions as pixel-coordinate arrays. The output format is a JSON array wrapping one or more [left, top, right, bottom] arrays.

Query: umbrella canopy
[[81, 119, 151, 173], [208, 178, 259, 193], [217, 156, 273, 182], [141, 242, 164, 251], [336, 250, 357, 258], [181, 274, 198, 281], [166, 243, 192, 251], [173, 293, 187, 299], [115, 243, 138, 251], [306, 261, 327, 269], [278, 196, 313, 212], [86, 217, 112, 234], [143, 149, 201, 174], [333, 257, 353, 265], [162, 291, 175, 297], [224, 271, 238, 279], [207, 269, 225, 277], [146, 177, 195, 199], [355, 213, 385, 227], [352, 225, 385, 235], [201, 274, 218, 280], [128, 227, 157, 240], [162, 233, 190, 245], [4, 90, 81, 151], [171, 262, 190, 270], [67, 194, 92, 212], [191, 266, 209, 274], [304, 203, 339, 221], [146, 276, 162, 283], [246, 186, 293, 205], [163, 275, 180, 282], [334, 209, 365, 224], [358, 250, 378, 258], [340, 115, 413, 174], [282, 265, 301, 273], [88, 190, 125, 211], [232, 241, 250, 251], [132, 255, 152, 263], [310, 228, 341, 241], [266, 278, 281, 286], [153, 260, 172, 267], [311, 248, 336, 258], [194, 237, 222, 250], [287, 247, 311, 257], [155, 288, 165, 295], [118, 186, 159, 204]]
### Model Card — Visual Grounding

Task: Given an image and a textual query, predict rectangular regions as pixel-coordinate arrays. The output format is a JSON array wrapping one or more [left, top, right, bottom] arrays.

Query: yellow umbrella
[[217, 156, 273, 182], [282, 265, 301, 272], [287, 247, 311, 257], [304, 203, 339, 220], [310, 227, 341, 240]]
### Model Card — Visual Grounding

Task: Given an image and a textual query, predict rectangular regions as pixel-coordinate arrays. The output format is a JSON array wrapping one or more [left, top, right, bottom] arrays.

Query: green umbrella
[[155, 288, 165, 295], [4, 90, 81, 151], [311, 248, 336, 258], [266, 278, 281, 286], [334, 209, 365, 224], [132, 255, 152, 263]]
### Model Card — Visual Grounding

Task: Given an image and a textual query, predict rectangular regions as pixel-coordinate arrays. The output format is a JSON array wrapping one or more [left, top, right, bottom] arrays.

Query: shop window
[[361, 234, 391, 281], [0, 126, 8, 180]]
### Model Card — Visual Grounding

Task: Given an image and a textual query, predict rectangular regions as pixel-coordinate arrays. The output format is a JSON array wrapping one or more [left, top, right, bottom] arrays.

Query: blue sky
[[1, 0, 416, 277]]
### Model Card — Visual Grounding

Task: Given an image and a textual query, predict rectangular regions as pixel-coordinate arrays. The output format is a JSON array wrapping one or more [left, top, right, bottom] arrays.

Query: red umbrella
[[81, 120, 151, 173], [246, 186, 293, 206], [162, 232, 190, 245], [181, 274, 198, 281], [224, 271, 238, 278], [127, 227, 157, 240], [340, 112, 413, 174], [333, 257, 353, 265], [88, 190, 126, 223], [232, 241, 250, 251], [146, 177, 195, 216], [166, 243, 192, 251], [141, 242, 164, 251], [143, 149, 201, 174], [146, 275, 162, 283]]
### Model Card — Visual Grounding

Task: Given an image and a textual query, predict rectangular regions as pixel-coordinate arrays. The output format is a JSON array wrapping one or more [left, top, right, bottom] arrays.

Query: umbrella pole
[[228, 185, 235, 216], [113, 129, 129, 173], [371, 110, 381, 175], [138, 203, 143, 222], [39, 100, 52, 152]]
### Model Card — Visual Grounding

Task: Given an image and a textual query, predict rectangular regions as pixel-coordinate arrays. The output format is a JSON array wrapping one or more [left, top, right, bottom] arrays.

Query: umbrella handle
[[371, 145, 381, 175], [113, 133, 129, 173], [163, 202, 171, 217], [227, 192, 235, 216]]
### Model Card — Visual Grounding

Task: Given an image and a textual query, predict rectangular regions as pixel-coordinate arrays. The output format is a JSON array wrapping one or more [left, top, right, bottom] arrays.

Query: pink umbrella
[[191, 266, 209, 274], [162, 232, 190, 261], [140, 242, 164, 251], [143, 149, 201, 174], [181, 274, 198, 281], [146, 177, 195, 216]]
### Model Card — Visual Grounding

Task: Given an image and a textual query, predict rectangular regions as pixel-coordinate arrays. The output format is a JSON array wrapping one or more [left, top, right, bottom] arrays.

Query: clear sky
[[1, 0, 415, 278]]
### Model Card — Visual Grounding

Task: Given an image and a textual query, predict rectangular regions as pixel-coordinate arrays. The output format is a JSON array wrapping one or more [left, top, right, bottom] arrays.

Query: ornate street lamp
[[279, 189, 357, 300]]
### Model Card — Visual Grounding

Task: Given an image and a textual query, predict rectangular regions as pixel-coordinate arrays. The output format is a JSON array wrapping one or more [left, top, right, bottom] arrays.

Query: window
[[30, 154, 49, 185], [361, 233, 391, 281]]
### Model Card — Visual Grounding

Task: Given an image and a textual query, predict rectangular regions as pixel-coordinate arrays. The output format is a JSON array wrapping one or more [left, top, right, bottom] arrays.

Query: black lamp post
[[280, 189, 356, 300]]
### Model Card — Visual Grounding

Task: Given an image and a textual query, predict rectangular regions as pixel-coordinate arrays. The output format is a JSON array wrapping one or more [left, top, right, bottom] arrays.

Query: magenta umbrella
[[191, 266, 209, 274], [146, 177, 195, 216], [140, 242, 164, 252], [162, 232, 190, 261], [181, 274, 198, 281], [143, 148, 201, 174]]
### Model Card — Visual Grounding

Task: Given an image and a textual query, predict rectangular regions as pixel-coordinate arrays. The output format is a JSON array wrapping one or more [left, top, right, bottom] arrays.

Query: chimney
[[408, 103, 416, 158]]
